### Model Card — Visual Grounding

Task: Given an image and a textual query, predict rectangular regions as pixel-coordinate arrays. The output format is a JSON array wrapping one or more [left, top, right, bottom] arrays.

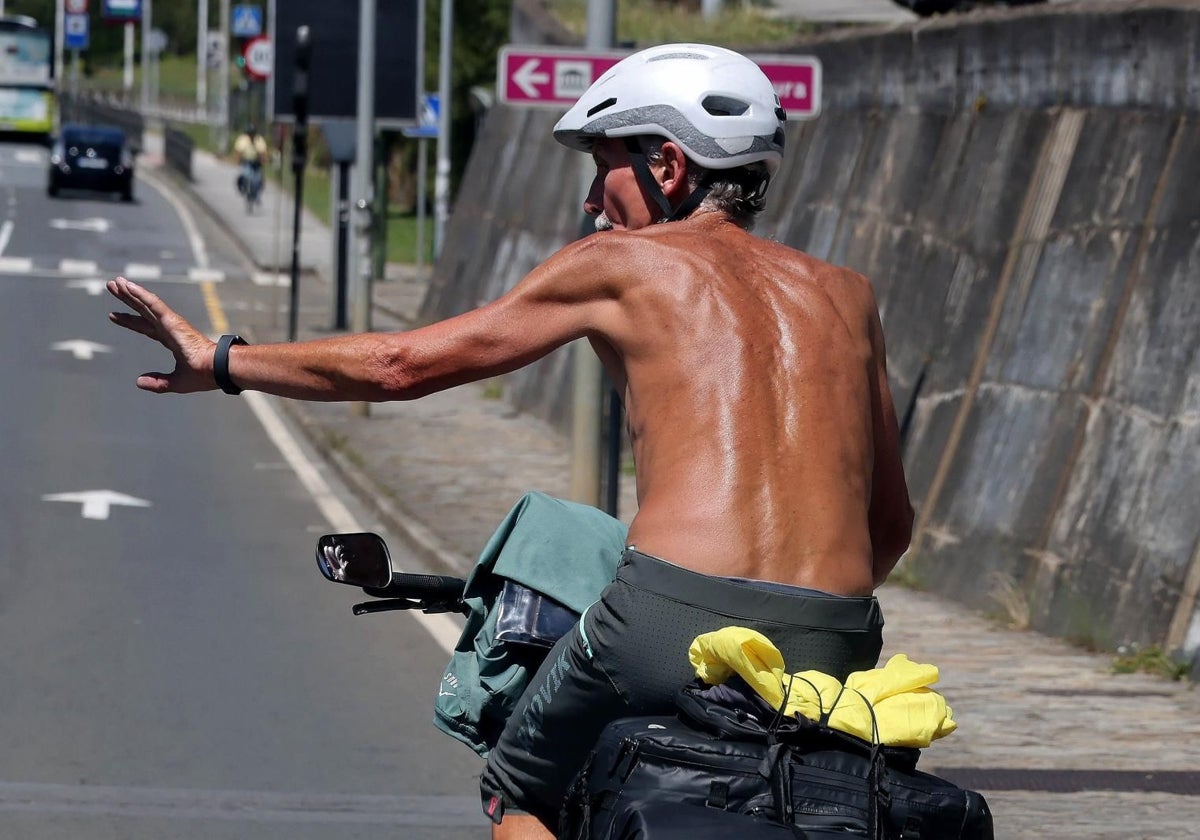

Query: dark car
[[47, 124, 135, 201]]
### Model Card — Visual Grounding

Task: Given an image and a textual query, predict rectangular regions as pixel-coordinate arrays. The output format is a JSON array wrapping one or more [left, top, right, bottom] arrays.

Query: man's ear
[[658, 142, 691, 200]]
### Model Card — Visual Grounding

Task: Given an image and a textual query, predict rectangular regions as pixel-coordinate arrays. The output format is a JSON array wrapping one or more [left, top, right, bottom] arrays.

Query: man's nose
[[583, 175, 603, 216]]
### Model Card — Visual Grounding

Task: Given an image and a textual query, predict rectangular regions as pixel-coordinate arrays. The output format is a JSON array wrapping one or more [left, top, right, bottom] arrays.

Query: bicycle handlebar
[[355, 572, 469, 617]]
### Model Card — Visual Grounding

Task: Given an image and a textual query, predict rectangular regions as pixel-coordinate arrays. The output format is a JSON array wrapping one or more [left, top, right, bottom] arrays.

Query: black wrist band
[[214, 334, 248, 395]]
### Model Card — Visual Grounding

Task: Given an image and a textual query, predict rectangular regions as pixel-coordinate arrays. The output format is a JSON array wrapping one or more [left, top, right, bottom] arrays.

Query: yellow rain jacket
[[689, 626, 957, 748]]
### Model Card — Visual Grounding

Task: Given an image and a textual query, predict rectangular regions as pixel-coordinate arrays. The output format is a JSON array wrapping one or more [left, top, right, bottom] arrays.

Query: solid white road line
[[139, 167, 210, 269], [242, 391, 461, 655], [0, 220, 13, 257]]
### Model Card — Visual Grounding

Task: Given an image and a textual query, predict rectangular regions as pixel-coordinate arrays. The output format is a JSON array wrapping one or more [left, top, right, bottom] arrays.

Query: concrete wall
[[419, 2, 1200, 674]]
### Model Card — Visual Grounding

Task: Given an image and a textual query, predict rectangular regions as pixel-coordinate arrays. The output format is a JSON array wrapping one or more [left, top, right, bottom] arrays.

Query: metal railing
[[163, 125, 194, 181]]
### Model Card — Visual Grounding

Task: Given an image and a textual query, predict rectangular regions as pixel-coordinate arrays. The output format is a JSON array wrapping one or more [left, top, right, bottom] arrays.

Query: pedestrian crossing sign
[[232, 5, 263, 38]]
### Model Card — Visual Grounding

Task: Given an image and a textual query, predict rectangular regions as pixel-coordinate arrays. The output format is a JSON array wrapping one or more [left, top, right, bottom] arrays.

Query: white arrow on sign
[[52, 339, 112, 360], [512, 59, 550, 98], [43, 490, 152, 521], [50, 217, 111, 233], [68, 278, 109, 296]]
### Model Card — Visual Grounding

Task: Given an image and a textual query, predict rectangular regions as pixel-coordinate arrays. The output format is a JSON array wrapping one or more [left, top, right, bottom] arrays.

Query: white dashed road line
[[59, 259, 99, 275]]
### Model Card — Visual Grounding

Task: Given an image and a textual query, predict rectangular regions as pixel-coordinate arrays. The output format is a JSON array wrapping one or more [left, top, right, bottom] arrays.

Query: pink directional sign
[[498, 46, 822, 119], [756, 55, 821, 119], [499, 47, 624, 109]]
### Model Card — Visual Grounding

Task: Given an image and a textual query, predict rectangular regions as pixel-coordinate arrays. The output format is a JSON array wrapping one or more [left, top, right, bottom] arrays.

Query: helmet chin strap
[[623, 138, 712, 223]]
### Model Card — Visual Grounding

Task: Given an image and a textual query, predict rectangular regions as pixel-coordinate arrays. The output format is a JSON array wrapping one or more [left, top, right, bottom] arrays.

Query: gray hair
[[641, 137, 771, 230]]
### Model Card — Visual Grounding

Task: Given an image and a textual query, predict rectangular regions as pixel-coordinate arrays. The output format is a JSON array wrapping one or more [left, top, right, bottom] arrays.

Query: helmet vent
[[702, 95, 749, 117], [586, 97, 618, 118], [647, 51, 709, 63]]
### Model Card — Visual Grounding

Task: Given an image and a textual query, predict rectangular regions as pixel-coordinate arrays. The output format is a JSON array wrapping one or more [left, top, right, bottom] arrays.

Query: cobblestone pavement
[[149, 137, 1199, 839]]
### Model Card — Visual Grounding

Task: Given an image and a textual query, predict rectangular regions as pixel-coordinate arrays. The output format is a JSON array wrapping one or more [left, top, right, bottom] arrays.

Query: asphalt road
[[0, 142, 485, 839]]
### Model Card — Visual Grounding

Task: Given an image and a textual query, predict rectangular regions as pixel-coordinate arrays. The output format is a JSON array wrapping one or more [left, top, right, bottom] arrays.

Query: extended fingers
[[108, 310, 157, 338], [107, 277, 158, 323]]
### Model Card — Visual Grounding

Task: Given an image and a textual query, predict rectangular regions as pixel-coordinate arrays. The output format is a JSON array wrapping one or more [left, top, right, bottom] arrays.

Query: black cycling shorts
[[479, 549, 885, 828]]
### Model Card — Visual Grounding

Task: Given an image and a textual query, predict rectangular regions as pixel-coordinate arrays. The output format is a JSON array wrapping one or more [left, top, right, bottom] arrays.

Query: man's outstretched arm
[[106, 238, 627, 401]]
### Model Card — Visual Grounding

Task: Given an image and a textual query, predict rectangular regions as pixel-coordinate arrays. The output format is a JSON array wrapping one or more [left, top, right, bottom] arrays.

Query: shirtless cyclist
[[107, 44, 912, 840]]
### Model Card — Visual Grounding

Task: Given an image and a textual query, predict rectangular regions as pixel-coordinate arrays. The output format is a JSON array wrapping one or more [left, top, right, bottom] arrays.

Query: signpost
[[497, 46, 823, 119]]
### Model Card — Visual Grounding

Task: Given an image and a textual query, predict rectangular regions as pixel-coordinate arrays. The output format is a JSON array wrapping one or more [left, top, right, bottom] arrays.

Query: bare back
[[586, 214, 908, 595]]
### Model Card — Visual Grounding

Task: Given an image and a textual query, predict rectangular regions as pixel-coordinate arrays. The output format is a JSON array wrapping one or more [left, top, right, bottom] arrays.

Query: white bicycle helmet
[[553, 43, 786, 179]]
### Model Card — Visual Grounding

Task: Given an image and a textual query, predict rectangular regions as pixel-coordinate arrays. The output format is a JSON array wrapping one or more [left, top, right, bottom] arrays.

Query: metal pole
[[218, 0, 231, 152], [288, 26, 312, 343], [69, 49, 78, 100], [701, 0, 723, 20], [585, 0, 616, 45], [140, 0, 151, 112], [351, 0, 376, 333], [53, 0, 64, 94], [350, 0, 377, 418], [373, 132, 389, 280], [335, 161, 351, 329], [123, 22, 134, 95], [416, 136, 427, 276], [569, 0, 616, 508], [266, 0, 277, 122], [433, 0, 452, 257], [197, 0, 208, 114]]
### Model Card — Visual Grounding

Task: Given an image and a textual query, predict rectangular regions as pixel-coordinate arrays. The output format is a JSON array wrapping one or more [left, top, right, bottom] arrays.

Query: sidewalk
[[149, 138, 1200, 838]]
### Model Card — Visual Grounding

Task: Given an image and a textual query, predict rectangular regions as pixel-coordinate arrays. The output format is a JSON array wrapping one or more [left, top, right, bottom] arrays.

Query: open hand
[[107, 277, 216, 393]]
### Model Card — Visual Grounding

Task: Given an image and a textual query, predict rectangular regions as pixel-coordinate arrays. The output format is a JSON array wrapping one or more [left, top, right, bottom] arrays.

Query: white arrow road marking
[[52, 339, 112, 360], [42, 490, 152, 520], [59, 259, 99, 275], [49, 217, 112, 233], [513, 58, 549, 97], [0, 219, 13, 256], [67, 278, 109, 295]]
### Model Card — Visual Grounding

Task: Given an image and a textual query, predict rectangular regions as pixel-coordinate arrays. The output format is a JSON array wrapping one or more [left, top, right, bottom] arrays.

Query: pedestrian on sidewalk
[[107, 43, 912, 840]]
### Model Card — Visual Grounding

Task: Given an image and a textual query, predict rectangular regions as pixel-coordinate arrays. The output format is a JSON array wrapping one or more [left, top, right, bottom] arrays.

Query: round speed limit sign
[[242, 37, 273, 81]]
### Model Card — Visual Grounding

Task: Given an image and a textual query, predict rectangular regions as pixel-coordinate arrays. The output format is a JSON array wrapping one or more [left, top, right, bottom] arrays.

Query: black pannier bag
[[560, 679, 993, 840]]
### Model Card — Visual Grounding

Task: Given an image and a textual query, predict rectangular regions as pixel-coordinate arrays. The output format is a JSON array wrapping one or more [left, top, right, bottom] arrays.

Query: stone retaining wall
[[419, 1, 1200, 674]]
